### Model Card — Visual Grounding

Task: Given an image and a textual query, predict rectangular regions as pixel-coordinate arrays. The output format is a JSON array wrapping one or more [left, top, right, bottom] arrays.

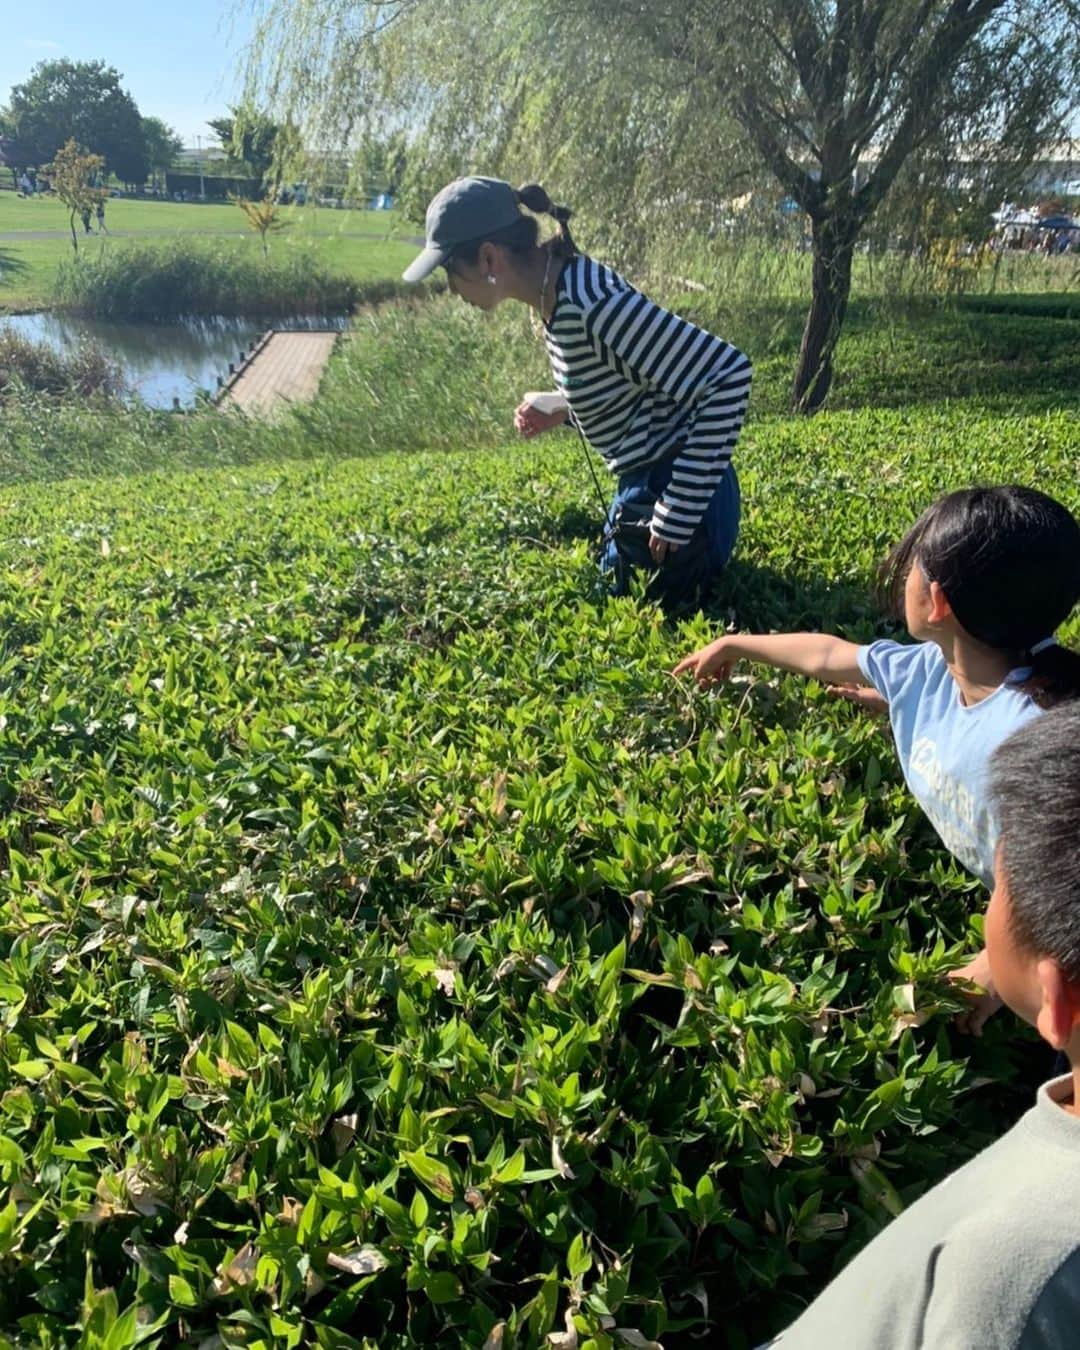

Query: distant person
[[768, 700, 1080, 1349], [401, 176, 752, 613], [80, 206, 93, 235], [95, 199, 107, 233], [675, 485, 1080, 1028]]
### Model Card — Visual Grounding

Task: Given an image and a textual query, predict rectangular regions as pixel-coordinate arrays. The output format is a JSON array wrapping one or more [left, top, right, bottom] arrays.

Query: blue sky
[[0, 0, 254, 145]]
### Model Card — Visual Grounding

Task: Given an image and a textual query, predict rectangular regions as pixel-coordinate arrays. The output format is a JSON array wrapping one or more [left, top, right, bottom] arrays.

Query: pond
[[0, 312, 351, 409]]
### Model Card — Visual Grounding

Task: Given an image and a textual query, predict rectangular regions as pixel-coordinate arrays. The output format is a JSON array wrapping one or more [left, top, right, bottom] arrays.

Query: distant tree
[[1, 105, 36, 184], [6, 60, 148, 186], [235, 194, 291, 255], [209, 107, 290, 188], [141, 116, 183, 191], [46, 139, 108, 254]]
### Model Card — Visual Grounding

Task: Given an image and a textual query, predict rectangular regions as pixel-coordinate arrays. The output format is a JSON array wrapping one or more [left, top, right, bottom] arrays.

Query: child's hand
[[672, 637, 738, 686], [827, 684, 889, 718], [949, 950, 1004, 1036]]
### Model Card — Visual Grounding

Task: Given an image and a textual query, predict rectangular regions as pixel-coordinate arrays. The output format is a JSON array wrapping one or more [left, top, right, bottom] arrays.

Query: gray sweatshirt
[[774, 1075, 1080, 1349]]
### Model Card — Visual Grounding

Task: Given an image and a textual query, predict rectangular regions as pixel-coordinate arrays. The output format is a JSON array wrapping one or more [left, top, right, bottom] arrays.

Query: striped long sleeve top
[[543, 255, 752, 545]]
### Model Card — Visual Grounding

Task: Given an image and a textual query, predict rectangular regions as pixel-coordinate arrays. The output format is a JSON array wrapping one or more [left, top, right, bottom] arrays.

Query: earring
[[487, 275, 497, 285]]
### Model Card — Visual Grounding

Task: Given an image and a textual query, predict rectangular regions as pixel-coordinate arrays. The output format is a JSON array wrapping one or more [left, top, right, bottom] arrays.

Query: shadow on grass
[[0, 246, 30, 290], [685, 295, 1080, 416], [709, 554, 878, 634]]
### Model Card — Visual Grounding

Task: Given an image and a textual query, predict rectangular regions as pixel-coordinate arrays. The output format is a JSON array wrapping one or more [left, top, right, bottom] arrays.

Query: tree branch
[[733, 82, 823, 213], [855, 0, 1009, 217]]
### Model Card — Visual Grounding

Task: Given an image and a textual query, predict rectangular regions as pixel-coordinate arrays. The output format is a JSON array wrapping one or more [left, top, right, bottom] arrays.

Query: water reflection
[[1, 312, 350, 409]]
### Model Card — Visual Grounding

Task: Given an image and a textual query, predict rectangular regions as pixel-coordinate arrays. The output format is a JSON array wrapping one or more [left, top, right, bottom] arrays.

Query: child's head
[[985, 701, 1080, 1052], [881, 485, 1080, 705]]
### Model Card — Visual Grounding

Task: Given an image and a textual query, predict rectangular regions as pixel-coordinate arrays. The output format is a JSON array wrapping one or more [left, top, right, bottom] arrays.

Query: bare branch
[[855, 0, 1010, 217]]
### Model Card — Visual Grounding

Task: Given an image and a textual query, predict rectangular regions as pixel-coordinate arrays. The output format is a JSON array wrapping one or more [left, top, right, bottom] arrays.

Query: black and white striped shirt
[[543, 255, 752, 545]]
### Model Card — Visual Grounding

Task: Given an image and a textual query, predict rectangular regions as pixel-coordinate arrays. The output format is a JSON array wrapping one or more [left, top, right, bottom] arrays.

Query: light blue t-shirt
[[857, 640, 1041, 887]]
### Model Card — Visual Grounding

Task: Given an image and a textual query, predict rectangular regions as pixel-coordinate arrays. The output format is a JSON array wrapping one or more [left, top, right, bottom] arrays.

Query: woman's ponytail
[[1019, 640, 1080, 708], [516, 182, 577, 259]]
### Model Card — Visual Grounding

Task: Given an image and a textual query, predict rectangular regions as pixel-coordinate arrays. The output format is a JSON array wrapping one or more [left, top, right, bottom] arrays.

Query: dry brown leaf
[[890, 1010, 930, 1041], [548, 1310, 579, 1349], [122, 1169, 164, 1217], [629, 891, 649, 944], [211, 1241, 258, 1295], [483, 1323, 506, 1350], [278, 1196, 304, 1225], [330, 1114, 359, 1156], [492, 773, 508, 821], [551, 1136, 575, 1180], [326, 1245, 388, 1276], [662, 868, 712, 890], [545, 965, 570, 995], [434, 967, 456, 996]]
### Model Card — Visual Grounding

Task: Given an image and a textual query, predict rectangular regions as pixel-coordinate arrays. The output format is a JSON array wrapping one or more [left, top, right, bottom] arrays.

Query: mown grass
[[0, 193, 403, 238], [0, 194, 416, 314], [0, 285, 1078, 1345]]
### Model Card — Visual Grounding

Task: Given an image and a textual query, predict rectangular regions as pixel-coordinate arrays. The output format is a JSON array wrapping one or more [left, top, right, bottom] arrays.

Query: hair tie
[[1030, 636, 1058, 655]]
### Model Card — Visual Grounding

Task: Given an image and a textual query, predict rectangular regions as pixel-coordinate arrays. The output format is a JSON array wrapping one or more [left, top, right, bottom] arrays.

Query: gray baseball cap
[[402, 176, 522, 282]]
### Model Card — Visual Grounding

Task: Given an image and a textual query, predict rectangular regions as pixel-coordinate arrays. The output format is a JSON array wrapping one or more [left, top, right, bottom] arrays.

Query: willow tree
[[241, 1, 756, 267], [243, 0, 1079, 409]]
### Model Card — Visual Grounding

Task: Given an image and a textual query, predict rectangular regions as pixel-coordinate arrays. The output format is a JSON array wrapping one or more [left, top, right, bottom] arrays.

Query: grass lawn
[[0, 192, 417, 312]]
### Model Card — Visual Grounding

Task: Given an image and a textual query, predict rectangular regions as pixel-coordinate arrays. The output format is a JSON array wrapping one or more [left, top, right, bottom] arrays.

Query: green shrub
[[51, 238, 405, 321], [0, 386, 1076, 1344], [0, 329, 123, 401]]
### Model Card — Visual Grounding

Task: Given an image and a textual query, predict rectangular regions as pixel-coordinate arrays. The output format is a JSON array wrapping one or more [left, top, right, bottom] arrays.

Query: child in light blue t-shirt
[[674, 485, 1080, 1027]]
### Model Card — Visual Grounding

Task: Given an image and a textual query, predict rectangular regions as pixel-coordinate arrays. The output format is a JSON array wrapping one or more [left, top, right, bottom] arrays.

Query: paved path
[[218, 330, 339, 419]]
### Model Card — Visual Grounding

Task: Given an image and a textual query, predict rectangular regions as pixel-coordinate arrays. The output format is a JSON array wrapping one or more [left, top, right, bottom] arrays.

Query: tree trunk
[[792, 214, 857, 413]]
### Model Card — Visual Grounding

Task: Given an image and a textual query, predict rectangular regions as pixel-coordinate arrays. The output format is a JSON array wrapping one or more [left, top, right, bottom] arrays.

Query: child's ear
[[1035, 959, 1080, 1049], [927, 580, 953, 625]]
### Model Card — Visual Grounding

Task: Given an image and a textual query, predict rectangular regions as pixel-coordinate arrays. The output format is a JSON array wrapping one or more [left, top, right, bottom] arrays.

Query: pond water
[[1, 312, 351, 409]]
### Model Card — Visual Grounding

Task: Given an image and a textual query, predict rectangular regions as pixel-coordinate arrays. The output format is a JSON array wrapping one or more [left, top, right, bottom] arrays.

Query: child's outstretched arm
[[673, 632, 865, 689]]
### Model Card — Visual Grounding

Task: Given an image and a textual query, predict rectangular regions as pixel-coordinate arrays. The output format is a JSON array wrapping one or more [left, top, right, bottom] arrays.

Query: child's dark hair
[[879, 485, 1080, 707], [991, 702, 1080, 981], [446, 183, 576, 272]]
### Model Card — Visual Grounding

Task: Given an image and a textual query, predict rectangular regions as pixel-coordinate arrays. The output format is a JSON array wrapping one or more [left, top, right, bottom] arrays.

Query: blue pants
[[600, 457, 741, 610]]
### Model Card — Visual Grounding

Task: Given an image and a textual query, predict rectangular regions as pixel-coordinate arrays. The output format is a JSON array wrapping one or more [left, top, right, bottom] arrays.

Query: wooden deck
[[218, 330, 340, 419]]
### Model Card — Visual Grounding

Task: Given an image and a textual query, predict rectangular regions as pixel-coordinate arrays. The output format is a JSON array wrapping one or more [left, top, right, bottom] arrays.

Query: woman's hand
[[514, 397, 568, 439], [649, 532, 679, 565], [949, 949, 1004, 1036], [672, 635, 740, 686]]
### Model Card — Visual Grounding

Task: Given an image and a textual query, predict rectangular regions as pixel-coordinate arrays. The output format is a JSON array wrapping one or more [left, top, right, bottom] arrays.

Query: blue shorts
[[600, 457, 741, 610]]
